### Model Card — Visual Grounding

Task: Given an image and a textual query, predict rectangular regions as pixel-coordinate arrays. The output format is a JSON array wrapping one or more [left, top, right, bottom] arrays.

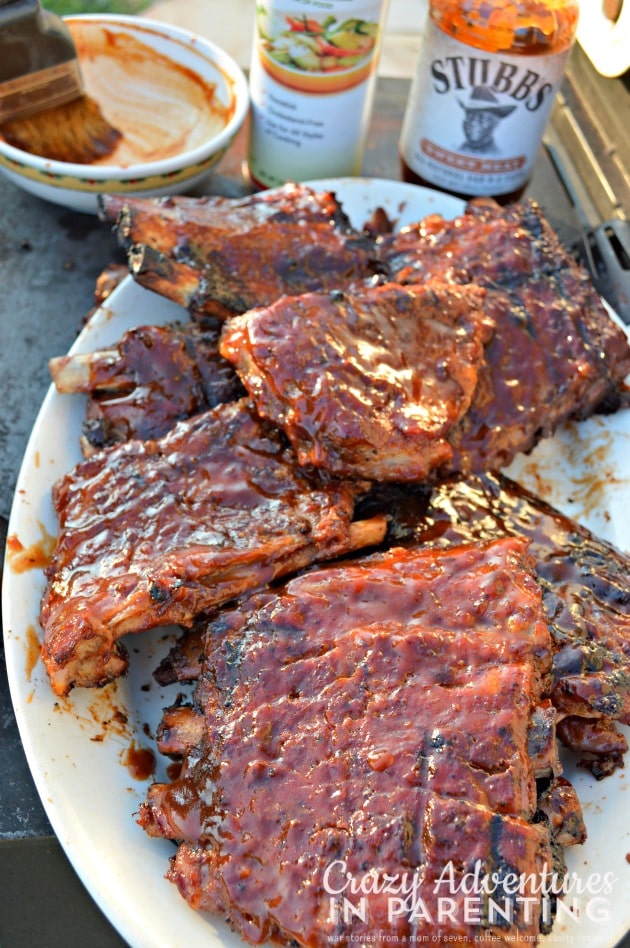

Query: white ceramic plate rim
[[2, 178, 630, 948]]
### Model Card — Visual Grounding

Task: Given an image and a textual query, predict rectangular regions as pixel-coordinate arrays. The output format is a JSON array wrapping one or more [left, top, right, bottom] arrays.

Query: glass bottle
[[399, 0, 580, 203], [247, 0, 390, 189]]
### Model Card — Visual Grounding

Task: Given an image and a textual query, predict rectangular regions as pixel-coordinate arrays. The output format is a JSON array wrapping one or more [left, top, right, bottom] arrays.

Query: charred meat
[[40, 399, 386, 695], [378, 199, 630, 473], [49, 321, 244, 454], [99, 183, 381, 320], [220, 280, 494, 482], [357, 471, 630, 773], [140, 537, 582, 946]]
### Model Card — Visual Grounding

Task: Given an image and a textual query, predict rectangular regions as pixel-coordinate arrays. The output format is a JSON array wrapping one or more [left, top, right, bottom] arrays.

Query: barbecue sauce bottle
[[399, 0, 579, 203], [247, 1, 389, 189]]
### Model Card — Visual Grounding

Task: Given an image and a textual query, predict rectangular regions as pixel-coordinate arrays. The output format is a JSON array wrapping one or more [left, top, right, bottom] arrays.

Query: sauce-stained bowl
[[0, 15, 249, 213]]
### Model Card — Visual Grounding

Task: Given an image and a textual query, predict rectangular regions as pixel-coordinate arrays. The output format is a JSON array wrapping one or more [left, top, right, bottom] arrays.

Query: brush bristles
[[0, 95, 121, 164]]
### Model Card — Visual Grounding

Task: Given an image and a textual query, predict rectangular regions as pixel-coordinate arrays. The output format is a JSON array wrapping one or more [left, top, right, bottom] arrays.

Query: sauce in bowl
[[69, 21, 235, 167]]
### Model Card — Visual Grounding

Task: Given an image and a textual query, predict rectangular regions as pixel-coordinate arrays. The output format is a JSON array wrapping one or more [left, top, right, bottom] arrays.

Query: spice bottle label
[[248, 0, 388, 188], [400, 19, 573, 196]]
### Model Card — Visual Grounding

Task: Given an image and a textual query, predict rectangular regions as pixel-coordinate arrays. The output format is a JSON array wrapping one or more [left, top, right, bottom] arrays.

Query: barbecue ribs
[[220, 280, 494, 482], [140, 536, 584, 946], [356, 471, 630, 775], [99, 183, 381, 319], [49, 321, 244, 454], [377, 199, 630, 473], [40, 399, 386, 695], [93, 189, 629, 483]]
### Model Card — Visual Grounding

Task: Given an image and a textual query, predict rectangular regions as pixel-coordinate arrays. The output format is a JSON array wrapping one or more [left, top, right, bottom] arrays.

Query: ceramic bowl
[[0, 15, 249, 213]]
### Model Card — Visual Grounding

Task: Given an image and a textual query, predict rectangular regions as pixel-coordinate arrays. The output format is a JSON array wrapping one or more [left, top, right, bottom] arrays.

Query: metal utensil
[[545, 123, 630, 324], [577, 217, 630, 323]]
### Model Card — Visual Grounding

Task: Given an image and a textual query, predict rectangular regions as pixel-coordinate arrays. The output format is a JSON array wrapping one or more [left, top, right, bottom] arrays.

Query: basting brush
[[0, 0, 121, 164]]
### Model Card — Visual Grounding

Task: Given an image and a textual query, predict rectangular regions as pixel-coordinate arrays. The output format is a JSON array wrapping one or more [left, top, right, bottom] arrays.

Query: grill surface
[[547, 43, 630, 227]]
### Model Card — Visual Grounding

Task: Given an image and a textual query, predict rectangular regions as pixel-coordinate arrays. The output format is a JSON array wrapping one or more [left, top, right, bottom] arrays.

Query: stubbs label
[[400, 19, 572, 196]]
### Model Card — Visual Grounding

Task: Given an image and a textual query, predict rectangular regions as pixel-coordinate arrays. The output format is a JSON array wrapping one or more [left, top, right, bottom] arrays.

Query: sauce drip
[[6, 524, 56, 573], [123, 742, 156, 781]]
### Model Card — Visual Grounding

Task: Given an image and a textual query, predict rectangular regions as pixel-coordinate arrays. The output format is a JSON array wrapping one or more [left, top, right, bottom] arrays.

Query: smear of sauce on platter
[[25, 624, 42, 682], [54, 677, 159, 782], [69, 22, 235, 166], [508, 416, 630, 529], [6, 523, 56, 573], [55, 680, 131, 741]]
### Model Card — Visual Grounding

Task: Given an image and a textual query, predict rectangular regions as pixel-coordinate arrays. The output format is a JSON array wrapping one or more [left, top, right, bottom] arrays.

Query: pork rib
[[99, 183, 381, 319], [357, 471, 630, 773], [40, 399, 386, 695], [220, 280, 494, 482], [139, 537, 580, 946], [50, 321, 244, 454], [378, 199, 630, 473]]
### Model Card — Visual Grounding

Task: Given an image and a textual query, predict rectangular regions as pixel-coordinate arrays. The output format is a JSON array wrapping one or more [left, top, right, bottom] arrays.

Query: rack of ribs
[[355, 472, 630, 777], [139, 536, 585, 946], [220, 280, 494, 482], [40, 399, 386, 696], [98, 183, 382, 320], [49, 320, 244, 454], [377, 199, 630, 473], [66, 190, 627, 485]]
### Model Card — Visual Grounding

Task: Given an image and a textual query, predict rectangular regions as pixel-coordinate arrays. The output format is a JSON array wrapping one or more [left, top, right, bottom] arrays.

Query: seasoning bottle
[[399, 0, 580, 203], [247, 1, 390, 189]]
